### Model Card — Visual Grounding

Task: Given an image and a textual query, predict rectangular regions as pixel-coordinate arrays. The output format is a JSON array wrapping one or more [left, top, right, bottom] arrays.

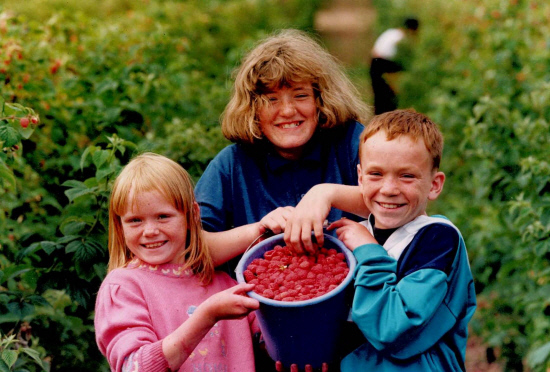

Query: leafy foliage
[[372, 0, 550, 370], [0, 330, 49, 372], [0, 0, 320, 370]]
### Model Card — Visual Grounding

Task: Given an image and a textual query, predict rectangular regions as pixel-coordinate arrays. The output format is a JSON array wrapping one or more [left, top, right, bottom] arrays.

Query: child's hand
[[328, 219, 377, 251], [284, 185, 333, 254], [162, 283, 259, 370], [275, 361, 329, 372], [258, 206, 295, 235], [202, 283, 260, 323]]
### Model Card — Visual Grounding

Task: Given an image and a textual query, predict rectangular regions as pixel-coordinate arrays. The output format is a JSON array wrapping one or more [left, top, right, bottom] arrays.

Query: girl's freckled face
[[257, 82, 318, 160], [120, 190, 188, 265]]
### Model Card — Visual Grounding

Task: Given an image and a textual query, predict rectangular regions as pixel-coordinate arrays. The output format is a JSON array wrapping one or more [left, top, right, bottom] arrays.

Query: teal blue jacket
[[341, 216, 477, 371]]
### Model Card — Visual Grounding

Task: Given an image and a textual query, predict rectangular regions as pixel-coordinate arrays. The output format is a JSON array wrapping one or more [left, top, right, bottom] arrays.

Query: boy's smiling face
[[358, 131, 445, 230]]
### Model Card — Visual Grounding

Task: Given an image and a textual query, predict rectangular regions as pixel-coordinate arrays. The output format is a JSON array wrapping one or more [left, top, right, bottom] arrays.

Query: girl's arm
[[284, 184, 368, 254], [162, 283, 259, 370], [205, 206, 294, 267], [95, 273, 258, 372]]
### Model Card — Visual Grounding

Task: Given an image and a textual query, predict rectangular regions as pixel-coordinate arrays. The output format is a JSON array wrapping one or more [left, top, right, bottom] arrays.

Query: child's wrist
[[195, 298, 219, 326]]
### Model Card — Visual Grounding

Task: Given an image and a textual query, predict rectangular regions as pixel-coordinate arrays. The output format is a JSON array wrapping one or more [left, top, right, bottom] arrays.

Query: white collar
[[360, 215, 459, 260]]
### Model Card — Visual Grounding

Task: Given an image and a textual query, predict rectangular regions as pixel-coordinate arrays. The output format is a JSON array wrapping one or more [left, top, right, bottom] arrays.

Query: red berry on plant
[[50, 59, 62, 74], [20, 117, 29, 128], [31, 116, 38, 124]]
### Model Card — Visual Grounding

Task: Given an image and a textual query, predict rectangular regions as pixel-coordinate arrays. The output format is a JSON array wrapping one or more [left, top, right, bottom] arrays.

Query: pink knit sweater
[[95, 259, 258, 372]]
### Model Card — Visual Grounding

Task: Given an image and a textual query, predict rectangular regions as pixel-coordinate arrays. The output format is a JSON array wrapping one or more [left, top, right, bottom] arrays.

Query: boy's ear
[[428, 171, 445, 200], [357, 164, 363, 187]]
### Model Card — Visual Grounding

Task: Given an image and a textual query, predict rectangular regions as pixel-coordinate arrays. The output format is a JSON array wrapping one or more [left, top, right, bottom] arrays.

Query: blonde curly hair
[[222, 29, 371, 144]]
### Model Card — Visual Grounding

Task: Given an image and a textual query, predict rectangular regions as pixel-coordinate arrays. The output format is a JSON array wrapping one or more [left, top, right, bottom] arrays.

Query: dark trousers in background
[[370, 57, 403, 115]]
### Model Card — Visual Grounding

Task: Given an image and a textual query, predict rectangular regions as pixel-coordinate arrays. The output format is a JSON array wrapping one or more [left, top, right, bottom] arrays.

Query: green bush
[[372, 0, 550, 370], [0, 0, 321, 370]]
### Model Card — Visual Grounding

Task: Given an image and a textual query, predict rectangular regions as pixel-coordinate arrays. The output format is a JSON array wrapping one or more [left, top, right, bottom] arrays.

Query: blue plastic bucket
[[235, 233, 356, 369]]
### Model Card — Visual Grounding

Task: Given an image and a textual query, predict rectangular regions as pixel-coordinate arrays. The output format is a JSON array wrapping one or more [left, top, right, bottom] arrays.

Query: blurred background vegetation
[[1, 0, 548, 371]]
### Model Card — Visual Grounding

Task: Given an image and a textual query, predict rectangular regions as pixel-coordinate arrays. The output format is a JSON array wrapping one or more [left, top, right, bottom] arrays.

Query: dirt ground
[[314, 2, 504, 371], [466, 336, 504, 372]]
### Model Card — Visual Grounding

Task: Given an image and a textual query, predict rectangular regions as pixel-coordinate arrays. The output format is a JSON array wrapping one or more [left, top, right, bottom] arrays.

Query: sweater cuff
[[353, 243, 388, 262], [140, 341, 169, 372]]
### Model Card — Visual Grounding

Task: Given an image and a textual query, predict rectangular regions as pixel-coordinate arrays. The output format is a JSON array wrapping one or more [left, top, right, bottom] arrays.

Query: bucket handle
[[245, 230, 275, 254], [235, 230, 275, 275]]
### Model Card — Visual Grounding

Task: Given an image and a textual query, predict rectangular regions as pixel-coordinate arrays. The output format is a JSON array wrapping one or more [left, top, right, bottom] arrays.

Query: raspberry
[[333, 266, 346, 275], [311, 264, 323, 274], [247, 264, 258, 273], [294, 268, 307, 279], [20, 117, 29, 128], [243, 270, 256, 282], [285, 272, 298, 282], [263, 289, 275, 299], [245, 243, 349, 302]]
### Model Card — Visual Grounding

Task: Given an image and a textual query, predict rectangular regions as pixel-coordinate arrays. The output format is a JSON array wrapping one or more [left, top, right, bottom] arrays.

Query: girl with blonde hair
[[95, 153, 287, 372], [196, 29, 371, 263]]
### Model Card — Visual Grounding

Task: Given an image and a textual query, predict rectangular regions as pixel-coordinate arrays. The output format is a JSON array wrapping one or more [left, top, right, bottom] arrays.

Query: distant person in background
[[370, 18, 419, 115]]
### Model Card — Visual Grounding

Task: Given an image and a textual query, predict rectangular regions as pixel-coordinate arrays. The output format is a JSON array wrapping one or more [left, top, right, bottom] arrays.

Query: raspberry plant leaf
[[1, 350, 17, 370]]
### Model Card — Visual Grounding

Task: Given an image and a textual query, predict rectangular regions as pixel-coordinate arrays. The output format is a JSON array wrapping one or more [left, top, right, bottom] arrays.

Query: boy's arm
[[284, 184, 369, 253], [205, 207, 294, 267], [352, 247, 448, 357], [351, 225, 462, 359]]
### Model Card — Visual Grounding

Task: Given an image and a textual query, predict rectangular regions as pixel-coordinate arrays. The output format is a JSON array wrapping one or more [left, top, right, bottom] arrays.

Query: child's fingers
[[232, 289, 260, 312], [284, 224, 307, 255], [300, 224, 318, 254], [311, 220, 325, 250], [232, 282, 255, 295], [327, 217, 350, 229], [240, 296, 260, 311], [261, 206, 295, 234]]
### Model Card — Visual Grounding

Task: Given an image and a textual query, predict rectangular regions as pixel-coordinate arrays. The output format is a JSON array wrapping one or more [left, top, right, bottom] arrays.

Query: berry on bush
[[20, 117, 29, 128]]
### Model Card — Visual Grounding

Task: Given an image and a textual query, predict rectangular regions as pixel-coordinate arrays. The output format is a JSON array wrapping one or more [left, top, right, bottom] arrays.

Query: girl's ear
[[193, 201, 201, 221], [428, 171, 445, 200]]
